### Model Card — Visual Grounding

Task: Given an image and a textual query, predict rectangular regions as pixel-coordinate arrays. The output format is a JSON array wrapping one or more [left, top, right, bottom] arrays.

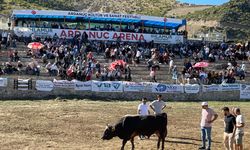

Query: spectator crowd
[[0, 30, 249, 85]]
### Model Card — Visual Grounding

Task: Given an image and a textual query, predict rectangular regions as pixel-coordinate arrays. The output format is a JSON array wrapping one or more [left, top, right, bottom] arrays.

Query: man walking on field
[[199, 102, 218, 150]]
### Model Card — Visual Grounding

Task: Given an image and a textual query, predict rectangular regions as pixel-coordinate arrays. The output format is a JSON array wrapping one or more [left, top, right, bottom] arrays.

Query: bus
[[11, 10, 187, 44]]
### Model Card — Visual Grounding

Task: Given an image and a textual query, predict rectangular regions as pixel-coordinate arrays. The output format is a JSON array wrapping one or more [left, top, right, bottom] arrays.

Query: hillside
[[0, 0, 249, 41], [184, 0, 250, 40], [0, 0, 176, 16]]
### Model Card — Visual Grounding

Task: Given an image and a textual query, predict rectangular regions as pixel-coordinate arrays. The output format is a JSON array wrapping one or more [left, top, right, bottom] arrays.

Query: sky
[[178, 0, 229, 5]]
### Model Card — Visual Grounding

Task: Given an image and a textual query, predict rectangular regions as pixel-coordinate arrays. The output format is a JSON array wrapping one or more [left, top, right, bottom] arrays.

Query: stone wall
[[0, 79, 240, 101]]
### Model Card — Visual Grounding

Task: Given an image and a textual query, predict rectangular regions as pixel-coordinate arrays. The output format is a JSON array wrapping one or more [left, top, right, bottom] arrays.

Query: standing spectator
[[204, 46, 210, 60], [234, 108, 245, 150], [149, 95, 166, 115], [168, 58, 174, 73], [147, 58, 154, 70], [135, 49, 141, 64], [150, 67, 157, 82], [222, 107, 236, 150], [124, 64, 131, 81], [137, 97, 150, 140], [138, 98, 150, 116], [199, 102, 218, 150]]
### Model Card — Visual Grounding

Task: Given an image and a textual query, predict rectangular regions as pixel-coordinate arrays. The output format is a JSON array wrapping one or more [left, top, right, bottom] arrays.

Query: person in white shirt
[[234, 108, 245, 150], [169, 58, 174, 73], [137, 98, 150, 116], [135, 50, 141, 64], [137, 98, 150, 140]]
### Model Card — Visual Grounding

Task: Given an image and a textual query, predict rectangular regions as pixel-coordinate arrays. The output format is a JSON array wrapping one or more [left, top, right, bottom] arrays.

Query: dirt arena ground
[[0, 100, 249, 150]]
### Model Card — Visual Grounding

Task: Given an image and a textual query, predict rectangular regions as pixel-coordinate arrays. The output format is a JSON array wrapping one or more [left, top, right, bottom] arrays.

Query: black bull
[[102, 113, 168, 150]]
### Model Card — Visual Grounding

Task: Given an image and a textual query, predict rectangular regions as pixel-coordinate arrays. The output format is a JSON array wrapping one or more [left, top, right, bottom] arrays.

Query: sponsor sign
[[123, 82, 145, 92], [17, 79, 30, 90], [13, 10, 183, 23], [53, 79, 75, 89], [202, 84, 221, 92], [220, 84, 240, 91], [35, 80, 54, 91], [14, 27, 183, 44], [92, 80, 123, 92], [142, 82, 154, 93], [0, 78, 7, 87], [184, 84, 200, 93], [240, 84, 250, 99], [152, 84, 184, 93], [74, 80, 92, 91]]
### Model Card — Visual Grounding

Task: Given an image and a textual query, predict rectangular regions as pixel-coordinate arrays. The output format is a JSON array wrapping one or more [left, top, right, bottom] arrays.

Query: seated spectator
[[67, 63, 77, 79], [10, 50, 19, 62], [95, 61, 101, 78], [42, 54, 48, 64], [199, 70, 208, 84], [150, 67, 157, 82], [227, 69, 236, 83], [114, 66, 122, 81], [17, 61, 23, 73], [3, 62, 17, 74], [46, 62, 58, 76], [0, 67, 3, 75], [208, 53, 215, 62], [85, 67, 93, 81], [100, 65, 108, 81]]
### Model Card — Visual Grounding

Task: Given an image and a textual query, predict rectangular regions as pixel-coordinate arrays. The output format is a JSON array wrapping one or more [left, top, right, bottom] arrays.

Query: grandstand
[[0, 10, 249, 84], [0, 41, 249, 84]]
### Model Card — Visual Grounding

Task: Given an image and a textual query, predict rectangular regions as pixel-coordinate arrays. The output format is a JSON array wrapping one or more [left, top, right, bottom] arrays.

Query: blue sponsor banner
[[220, 84, 240, 91], [152, 83, 184, 93], [92, 80, 123, 92]]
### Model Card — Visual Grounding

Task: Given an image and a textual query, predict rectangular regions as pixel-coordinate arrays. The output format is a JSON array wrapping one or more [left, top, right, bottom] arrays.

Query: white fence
[[1, 78, 249, 99]]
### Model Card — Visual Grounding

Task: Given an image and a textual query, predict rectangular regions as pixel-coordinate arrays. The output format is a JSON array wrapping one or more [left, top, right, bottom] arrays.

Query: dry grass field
[[0, 100, 249, 150]]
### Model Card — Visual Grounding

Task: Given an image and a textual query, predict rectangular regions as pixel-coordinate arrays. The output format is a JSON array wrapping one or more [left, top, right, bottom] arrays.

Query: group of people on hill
[[137, 95, 246, 150]]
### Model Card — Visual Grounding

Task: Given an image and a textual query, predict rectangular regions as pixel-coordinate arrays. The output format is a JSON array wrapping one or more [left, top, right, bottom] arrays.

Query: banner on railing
[[92, 80, 123, 92], [220, 84, 240, 91], [16, 79, 31, 90], [53, 79, 75, 89], [240, 84, 250, 99], [202, 84, 221, 92], [36, 80, 54, 91], [123, 82, 145, 92], [74, 80, 92, 91], [152, 83, 184, 93], [0, 78, 7, 87], [142, 82, 154, 93], [184, 84, 200, 93]]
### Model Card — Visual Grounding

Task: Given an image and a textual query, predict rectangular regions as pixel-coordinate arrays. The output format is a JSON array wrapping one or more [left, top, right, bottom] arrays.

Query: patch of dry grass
[[0, 100, 249, 150]]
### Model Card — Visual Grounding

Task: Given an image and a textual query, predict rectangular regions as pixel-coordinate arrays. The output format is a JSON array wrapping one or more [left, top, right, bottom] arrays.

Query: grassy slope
[[0, 0, 76, 15], [0, 0, 175, 16], [184, 0, 250, 40], [1, 0, 249, 40]]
